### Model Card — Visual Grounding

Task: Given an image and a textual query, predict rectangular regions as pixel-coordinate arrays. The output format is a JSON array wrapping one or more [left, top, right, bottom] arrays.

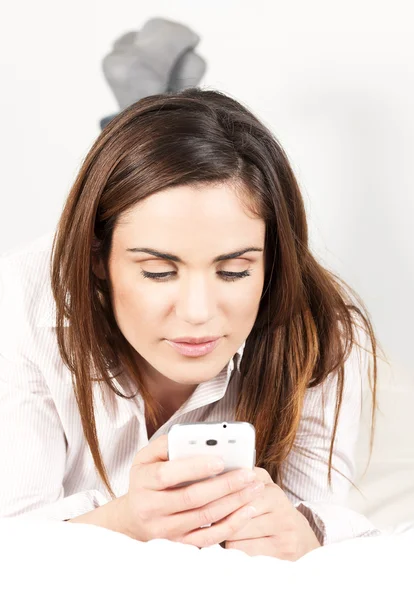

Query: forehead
[[113, 183, 265, 253]]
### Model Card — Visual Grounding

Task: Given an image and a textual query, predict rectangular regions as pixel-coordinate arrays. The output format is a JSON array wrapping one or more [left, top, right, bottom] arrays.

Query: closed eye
[[218, 270, 251, 281], [141, 270, 251, 282]]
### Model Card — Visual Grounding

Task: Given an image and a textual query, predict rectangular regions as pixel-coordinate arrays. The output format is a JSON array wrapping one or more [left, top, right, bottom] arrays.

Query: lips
[[165, 337, 222, 357], [170, 336, 220, 344]]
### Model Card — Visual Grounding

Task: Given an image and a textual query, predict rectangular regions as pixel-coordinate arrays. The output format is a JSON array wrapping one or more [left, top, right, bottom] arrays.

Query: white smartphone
[[167, 421, 256, 483]]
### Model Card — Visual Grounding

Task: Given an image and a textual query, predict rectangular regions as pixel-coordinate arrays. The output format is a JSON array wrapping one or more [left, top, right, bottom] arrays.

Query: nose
[[174, 272, 216, 325]]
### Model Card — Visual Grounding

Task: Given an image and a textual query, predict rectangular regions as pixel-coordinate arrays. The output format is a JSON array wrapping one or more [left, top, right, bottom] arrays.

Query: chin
[[162, 361, 225, 385]]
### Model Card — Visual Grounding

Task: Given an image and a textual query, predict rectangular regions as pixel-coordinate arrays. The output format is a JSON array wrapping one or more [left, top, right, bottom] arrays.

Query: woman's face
[[107, 182, 265, 386]]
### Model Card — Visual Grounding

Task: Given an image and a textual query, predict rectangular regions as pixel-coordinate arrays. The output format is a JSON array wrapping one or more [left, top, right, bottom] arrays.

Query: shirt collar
[[234, 340, 245, 373]]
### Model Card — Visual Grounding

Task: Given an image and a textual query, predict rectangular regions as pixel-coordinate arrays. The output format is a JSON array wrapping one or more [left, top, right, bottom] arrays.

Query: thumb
[[132, 434, 169, 467]]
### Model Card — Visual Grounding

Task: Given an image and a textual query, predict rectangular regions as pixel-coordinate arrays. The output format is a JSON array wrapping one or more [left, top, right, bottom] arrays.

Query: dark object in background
[[100, 17, 207, 130]]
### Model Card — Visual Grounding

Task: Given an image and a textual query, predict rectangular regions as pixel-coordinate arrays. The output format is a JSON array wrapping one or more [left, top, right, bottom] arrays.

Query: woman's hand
[[116, 435, 265, 546], [224, 467, 321, 560]]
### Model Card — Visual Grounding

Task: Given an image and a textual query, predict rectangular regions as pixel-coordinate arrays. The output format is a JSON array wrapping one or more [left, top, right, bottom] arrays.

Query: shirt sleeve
[[281, 319, 381, 545], [0, 255, 109, 521]]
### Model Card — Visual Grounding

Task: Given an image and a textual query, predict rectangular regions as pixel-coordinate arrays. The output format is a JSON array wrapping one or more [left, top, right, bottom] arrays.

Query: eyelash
[[141, 269, 252, 282]]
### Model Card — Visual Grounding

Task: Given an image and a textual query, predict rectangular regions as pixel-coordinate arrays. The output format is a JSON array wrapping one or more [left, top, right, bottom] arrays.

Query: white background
[[0, 0, 413, 528]]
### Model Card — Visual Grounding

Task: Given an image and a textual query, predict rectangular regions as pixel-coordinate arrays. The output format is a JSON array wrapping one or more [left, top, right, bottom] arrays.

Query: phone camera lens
[[223, 423, 227, 428], [206, 439, 218, 446]]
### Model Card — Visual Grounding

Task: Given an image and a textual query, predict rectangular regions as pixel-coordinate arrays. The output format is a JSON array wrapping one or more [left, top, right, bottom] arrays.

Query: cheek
[[112, 277, 139, 314], [238, 273, 264, 309], [239, 289, 263, 319], [111, 276, 169, 329], [224, 278, 264, 325]]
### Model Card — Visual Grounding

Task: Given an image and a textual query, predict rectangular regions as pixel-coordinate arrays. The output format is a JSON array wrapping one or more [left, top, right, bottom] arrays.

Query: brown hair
[[51, 88, 378, 498]]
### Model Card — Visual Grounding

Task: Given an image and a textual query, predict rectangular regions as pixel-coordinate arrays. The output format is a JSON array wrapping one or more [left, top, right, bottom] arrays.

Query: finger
[[180, 502, 259, 548], [253, 467, 273, 485], [231, 483, 279, 518], [166, 480, 265, 536], [225, 537, 276, 557], [240, 481, 289, 515], [224, 486, 295, 541], [132, 435, 169, 466], [133, 454, 226, 491], [225, 511, 275, 541], [164, 468, 259, 514]]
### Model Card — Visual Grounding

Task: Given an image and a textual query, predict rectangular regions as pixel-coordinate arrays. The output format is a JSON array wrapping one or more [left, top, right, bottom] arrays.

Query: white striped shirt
[[0, 232, 380, 544]]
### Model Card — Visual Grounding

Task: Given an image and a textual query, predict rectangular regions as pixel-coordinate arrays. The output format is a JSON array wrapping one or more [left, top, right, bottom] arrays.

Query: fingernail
[[244, 506, 257, 518], [209, 459, 225, 473]]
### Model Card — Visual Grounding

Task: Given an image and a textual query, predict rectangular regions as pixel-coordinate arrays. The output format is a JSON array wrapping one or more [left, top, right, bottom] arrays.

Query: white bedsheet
[[0, 516, 412, 599], [349, 363, 414, 531]]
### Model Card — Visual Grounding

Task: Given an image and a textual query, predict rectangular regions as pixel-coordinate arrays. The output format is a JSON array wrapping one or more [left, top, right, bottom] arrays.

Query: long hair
[[51, 88, 378, 498]]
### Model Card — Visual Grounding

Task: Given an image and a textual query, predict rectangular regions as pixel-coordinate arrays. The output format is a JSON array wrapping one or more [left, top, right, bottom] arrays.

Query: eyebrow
[[126, 246, 264, 263]]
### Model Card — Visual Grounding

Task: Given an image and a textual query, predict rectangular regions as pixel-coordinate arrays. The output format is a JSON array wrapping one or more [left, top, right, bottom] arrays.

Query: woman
[[0, 88, 380, 559]]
